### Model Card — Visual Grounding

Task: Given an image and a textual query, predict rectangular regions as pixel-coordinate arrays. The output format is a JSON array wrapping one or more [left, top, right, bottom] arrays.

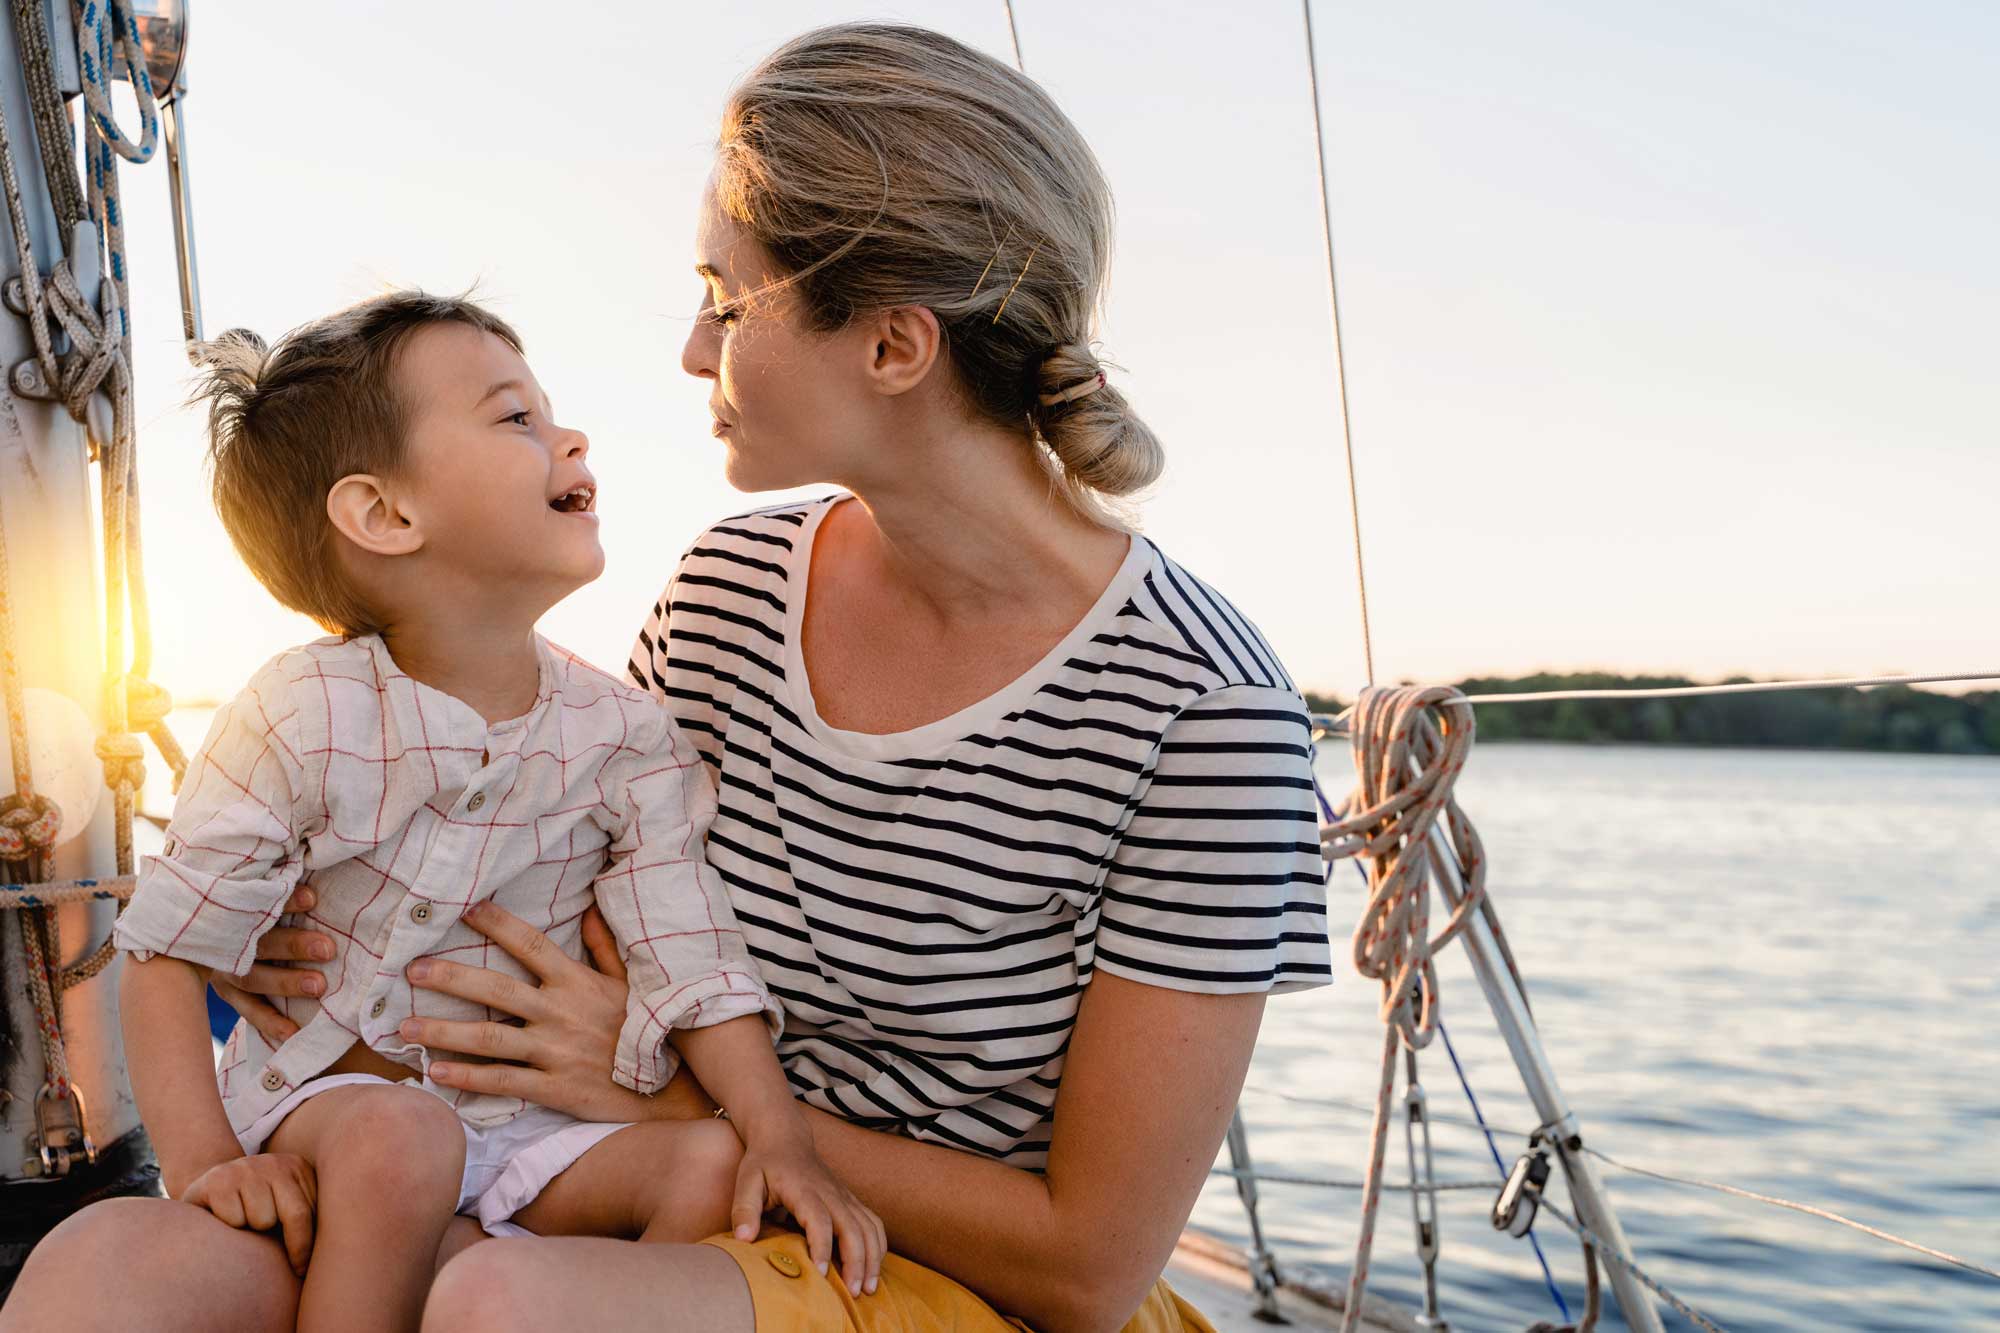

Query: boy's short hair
[[193, 290, 523, 637]]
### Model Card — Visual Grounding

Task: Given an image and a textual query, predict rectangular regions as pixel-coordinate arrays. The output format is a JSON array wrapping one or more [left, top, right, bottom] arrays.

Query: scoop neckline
[[780, 495, 1150, 762]]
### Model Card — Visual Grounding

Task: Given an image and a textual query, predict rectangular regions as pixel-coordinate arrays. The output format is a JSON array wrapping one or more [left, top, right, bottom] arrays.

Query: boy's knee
[[642, 1120, 741, 1234], [319, 1084, 466, 1198]]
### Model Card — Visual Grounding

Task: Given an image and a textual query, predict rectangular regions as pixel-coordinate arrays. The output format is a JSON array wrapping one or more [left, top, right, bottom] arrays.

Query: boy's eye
[[504, 410, 532, 427]]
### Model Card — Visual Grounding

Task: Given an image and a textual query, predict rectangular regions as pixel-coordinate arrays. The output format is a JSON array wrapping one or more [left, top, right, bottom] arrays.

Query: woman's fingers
[[578, 904, 627, 983], [405, 955, 544, 1021], [284, 883, 316, 914], [455, 902, 584, 984], [730, 1164, 768, 1243], [209, 977, 300, 1045], [423, 1058, 541, 1102], [255, 927, 334, 964], [236, 962, 324, 999], [396, 1016, 534, 1063]]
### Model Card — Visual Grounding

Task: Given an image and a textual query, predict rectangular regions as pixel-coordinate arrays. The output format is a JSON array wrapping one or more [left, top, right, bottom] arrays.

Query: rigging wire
[[1002, 0, 1024, 71], [1297, 0, 1375, 686]]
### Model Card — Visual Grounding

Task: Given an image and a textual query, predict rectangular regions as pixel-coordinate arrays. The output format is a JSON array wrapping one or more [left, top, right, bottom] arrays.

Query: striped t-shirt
[[628, 497, 1330, 1169]]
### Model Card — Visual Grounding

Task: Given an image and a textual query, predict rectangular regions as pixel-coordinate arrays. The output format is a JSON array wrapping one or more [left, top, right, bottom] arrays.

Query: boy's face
[[388, 323, 603, 608]]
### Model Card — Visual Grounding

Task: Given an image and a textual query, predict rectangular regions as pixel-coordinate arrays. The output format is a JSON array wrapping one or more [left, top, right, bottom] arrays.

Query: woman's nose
[[682, 317, 719, 380]]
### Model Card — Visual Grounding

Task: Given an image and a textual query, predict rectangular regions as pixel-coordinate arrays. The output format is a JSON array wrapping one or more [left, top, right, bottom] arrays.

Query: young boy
[[113, 292, 879, 1331]]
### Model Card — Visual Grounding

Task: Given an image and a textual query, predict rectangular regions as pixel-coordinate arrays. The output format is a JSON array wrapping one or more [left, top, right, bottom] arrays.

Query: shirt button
[[260, 1068, 286, 1092], [466, 792, 486, 812], [370, 997, 387, 1019], [410, 902, 433, 924], [766, 1250, 801, 1279]]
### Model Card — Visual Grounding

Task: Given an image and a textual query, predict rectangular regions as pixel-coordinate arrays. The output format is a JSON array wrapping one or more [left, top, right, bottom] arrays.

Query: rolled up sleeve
[[113, 678, 309, 977], [595, 709, 781, 1094]]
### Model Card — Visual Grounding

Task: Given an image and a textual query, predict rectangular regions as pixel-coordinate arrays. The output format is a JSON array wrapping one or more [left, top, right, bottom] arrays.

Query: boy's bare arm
[[120, 954, 249, 1195]]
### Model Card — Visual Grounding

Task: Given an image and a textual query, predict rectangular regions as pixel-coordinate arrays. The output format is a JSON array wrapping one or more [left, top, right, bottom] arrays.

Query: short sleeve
[[1083, 684, 1332, 995], [112, 673, 311, 977]]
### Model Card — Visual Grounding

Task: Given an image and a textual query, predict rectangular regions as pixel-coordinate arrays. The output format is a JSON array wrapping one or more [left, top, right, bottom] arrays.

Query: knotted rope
[[0, 0, 180, 1174], [1319, 684, 1522, 1332]]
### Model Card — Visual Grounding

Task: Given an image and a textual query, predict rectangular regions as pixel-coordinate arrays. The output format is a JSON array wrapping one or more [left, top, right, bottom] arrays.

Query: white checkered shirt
[[114, 634, 779, 1134]]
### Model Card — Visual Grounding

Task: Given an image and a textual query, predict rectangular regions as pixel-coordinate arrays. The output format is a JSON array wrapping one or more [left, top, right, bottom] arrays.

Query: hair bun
[[1033, 344, 1162, 500]]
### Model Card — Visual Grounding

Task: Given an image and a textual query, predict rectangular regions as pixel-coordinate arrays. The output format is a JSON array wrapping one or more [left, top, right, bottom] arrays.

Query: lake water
[[146, 719, 1997, 1329], [1185, 741, 2000, 1331]]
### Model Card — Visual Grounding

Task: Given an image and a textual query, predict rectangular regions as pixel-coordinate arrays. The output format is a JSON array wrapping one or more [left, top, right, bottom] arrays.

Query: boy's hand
[[181, 1152, 319, 1277], [732, 1124, 885, 1297]]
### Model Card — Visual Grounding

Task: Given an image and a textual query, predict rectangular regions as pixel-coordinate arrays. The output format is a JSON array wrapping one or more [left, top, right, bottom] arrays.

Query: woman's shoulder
[[1103, 538, 1304, 705]]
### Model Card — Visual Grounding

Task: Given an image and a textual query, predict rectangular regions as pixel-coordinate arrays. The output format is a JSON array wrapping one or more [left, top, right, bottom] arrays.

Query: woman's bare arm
[[797, 973, 1262, 1332]]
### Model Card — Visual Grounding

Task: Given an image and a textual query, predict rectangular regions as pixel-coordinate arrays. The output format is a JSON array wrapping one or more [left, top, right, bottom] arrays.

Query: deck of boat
[[1167, 1230, 1419, 1332]]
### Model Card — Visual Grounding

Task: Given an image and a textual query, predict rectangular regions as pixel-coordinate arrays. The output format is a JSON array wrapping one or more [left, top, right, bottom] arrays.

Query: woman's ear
[[865, 305, 944, 398], [327, 474, 424, 557]]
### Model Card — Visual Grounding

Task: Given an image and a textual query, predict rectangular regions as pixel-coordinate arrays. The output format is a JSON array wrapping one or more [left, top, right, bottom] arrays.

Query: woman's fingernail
[[407, 960, 431, 981], [866, 1278, 878, 1295], [398, 1021, 418, 1039], [296, 889, 315, 908], [430, 1062, 456, 1080], [735, 1224, 755, 1241], [817, 1262, 829, 1276], [302, 976, 324, 996], [311, 941, 334, 960]]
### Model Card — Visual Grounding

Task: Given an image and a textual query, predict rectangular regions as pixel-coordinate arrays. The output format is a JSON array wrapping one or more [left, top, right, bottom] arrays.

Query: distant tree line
[[1301, 673, 2000, 755]]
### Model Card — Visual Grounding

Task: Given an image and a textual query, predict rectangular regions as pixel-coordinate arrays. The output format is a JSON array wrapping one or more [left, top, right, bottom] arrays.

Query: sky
[[99, 0, 1997, 703]]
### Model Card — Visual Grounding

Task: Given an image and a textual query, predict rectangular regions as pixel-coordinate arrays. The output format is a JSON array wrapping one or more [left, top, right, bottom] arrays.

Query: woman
[[4, 23, 1328, 1332]]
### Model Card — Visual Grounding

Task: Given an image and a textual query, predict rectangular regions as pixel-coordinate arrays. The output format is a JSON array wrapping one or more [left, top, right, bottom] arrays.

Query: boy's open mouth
[[549, 484, 596, 514]]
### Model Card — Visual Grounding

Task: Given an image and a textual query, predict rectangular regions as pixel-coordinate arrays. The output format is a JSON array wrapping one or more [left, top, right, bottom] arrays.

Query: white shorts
[[235, 1073, 631, 1238]]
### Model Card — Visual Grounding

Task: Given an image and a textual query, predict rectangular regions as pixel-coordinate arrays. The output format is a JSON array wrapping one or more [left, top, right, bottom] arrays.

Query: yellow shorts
[[700, 1230, 1216, 1333]]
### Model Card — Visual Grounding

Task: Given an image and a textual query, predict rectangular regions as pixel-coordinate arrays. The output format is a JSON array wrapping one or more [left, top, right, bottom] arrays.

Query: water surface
[[1188, 741, 1999, 1331]]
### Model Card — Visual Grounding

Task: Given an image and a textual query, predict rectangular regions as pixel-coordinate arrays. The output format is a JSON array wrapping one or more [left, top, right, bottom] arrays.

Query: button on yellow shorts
[[700, 1230, 1216, 1332]]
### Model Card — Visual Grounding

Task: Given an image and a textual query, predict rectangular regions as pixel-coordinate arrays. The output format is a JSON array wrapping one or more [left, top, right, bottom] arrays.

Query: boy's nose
[[562, 427, 589, 458]]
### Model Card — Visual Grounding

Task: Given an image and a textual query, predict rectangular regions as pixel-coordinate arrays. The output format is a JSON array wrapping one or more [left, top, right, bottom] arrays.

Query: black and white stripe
[[629, 498, 1329, 1169]]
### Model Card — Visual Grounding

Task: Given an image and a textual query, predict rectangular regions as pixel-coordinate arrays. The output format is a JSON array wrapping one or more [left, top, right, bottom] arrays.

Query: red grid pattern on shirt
[[118, 636, 775, 1132]]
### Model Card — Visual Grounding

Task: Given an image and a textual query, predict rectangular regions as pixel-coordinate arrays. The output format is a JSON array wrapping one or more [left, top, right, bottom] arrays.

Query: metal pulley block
[[1492, 1145, 1551, 1238], [20, 1085, 97, 1180]]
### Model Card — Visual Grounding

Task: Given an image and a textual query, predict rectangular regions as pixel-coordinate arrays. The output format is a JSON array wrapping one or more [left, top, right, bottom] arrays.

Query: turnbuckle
[[22, 1084, 97, 1180], [1403, 1048, 1449, 1331]]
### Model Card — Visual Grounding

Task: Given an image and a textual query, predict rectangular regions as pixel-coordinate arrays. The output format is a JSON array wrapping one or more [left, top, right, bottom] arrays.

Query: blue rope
[[1438, 1017, 1573, 1324], [1310, 761, 1574, 1323]]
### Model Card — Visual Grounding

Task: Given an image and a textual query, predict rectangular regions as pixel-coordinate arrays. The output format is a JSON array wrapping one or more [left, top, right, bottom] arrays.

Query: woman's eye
[[708, 303, 740, 327]]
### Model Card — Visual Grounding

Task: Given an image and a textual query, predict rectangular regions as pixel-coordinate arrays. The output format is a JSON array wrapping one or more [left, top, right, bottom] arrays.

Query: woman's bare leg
[[0, 1196, 302, 1333], [421, 1238, 752, 1333]]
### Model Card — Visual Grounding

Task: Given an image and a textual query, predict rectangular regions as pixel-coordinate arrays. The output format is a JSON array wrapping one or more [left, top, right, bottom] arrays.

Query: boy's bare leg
[[265, 1083, 468, 1333], [507, 1118, 741, 1243]]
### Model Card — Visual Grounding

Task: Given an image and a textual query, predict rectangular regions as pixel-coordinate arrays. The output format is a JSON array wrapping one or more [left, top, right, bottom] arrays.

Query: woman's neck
[[837, 418, 1129, 623]]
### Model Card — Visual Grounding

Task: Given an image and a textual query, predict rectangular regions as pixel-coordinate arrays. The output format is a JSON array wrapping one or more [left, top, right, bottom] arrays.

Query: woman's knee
[[421, 1240, 547, 1333], [1, 1196, 294, 1332]]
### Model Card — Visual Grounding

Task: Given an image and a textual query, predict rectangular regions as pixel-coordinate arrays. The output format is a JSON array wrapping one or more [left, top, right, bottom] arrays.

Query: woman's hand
[[398, 901, 717, 1124], [733, 1123, 885, 1298], [203, 884, 333, 1046]]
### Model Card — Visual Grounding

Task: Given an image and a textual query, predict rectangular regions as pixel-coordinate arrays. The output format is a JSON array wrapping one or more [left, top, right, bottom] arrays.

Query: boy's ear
[[326, 474, 423, 557]]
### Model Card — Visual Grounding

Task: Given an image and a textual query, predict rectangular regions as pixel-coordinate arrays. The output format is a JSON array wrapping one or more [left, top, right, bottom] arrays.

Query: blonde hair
[[192, 291, 523, 637], [716, 23, 1163, 521]]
